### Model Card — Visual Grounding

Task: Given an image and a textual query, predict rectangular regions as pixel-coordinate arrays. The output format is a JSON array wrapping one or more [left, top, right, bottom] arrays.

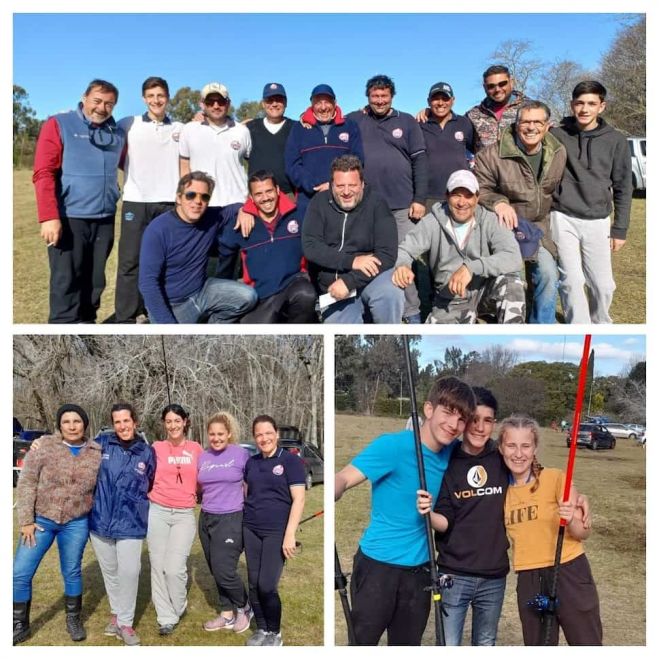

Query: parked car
[[603, 423, 639, 439], [627, 137, 646, 193], [566, 423, 616, 450], [239, 442, 259, 457], [625, 424, 646, 436], [278, 425, 324, 490], [13, 417, 49, 487]]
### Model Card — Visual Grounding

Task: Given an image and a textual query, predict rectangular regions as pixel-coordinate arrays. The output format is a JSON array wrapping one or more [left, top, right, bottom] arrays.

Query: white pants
[[146, 502, 196, 625], [550, 211, 616, 323], [90, 533, 143, 628]]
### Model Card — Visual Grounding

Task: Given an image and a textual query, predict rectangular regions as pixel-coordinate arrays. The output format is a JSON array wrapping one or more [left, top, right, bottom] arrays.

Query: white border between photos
[[4, 0, 655, 656]]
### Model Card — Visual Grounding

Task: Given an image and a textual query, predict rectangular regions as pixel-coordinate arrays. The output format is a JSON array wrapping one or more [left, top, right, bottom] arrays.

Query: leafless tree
[[489, 40, 543, 95]]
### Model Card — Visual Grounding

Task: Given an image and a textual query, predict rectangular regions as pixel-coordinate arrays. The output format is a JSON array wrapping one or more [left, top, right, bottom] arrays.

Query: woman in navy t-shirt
[[242, 415, 306, 647]]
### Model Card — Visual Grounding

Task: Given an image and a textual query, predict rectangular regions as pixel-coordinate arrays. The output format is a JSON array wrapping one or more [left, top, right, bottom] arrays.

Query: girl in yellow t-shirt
[[498, 415, 602, 646]]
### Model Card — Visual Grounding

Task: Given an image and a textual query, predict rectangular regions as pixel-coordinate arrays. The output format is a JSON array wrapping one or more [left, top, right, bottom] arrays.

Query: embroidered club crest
[[338, 132, 350, 143], [136, 461, 146, 474], [124, 212, 135, 222], [231, 140, 241, 150], [273, 465, 284, 476], [287, 220, 299, 234], [454, 131, 465, 142], [392, 128, 403, 138]]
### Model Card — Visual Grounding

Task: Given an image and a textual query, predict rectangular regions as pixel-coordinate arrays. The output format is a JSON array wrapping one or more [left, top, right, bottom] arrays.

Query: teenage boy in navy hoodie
[[549, 81, 632, 323]]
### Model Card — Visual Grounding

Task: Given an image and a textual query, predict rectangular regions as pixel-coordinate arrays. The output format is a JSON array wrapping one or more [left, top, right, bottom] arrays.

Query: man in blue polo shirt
[[138, 171, 257, 324], [347, 75, 428, 324], [419, 82, 475, 208], [335, 376, 476, 645]]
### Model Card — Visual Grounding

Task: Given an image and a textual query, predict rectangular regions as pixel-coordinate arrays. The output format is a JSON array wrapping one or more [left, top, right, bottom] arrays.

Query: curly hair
[[206, 411, 241, 444]]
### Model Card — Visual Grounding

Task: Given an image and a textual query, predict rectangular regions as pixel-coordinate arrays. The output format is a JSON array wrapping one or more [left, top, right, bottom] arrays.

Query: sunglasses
[[486, 81, 510, 91], [183, 191, 211, 202], [205, 98, 227, 107]]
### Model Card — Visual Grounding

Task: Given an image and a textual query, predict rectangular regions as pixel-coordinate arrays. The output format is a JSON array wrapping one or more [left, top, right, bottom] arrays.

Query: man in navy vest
[[33, 79, 126, 323]]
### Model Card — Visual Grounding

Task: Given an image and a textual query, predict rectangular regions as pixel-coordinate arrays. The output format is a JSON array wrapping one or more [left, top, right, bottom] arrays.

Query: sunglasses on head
[[183, 191, 211, 202], [486, 81, 510, 91]]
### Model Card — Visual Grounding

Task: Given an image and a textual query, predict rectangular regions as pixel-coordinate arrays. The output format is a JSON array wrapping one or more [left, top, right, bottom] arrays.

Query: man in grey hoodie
[[392, 170, 525, 323], [549, 81, 632, 323]]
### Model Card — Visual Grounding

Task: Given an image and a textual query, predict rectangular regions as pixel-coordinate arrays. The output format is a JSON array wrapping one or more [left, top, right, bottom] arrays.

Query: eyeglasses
[[183, 191, 211, 202], [485, 81, 510, 91], [518, 120, 547, 128]]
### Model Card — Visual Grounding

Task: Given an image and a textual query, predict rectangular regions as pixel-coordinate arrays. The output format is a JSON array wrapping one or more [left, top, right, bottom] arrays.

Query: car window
[[641, 140, 646, 156]]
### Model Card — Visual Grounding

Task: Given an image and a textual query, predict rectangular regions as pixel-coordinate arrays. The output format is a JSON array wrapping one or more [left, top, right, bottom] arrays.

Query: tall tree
[[169, 87, 201, 123], [489, 39, 543, 95], [533, 59, 596, 121], [13, 85, 41, 168], [235, 100, 264, 122], [599, 15, 646, 135]]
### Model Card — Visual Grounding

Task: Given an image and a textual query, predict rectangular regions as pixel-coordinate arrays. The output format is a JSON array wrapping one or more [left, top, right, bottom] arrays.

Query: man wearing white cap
[[393, 170, 525, 323], [179, 82, 251, 228]]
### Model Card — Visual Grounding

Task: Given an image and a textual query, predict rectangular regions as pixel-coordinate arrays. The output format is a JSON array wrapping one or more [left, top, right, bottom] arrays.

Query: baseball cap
[[446, 169, 479, 194], [513, 217, 544, 261], [428, 82, 454, 99], [310, 84, 336, 100], [263, 82, 287, 99], [201, 82, 229, 101]]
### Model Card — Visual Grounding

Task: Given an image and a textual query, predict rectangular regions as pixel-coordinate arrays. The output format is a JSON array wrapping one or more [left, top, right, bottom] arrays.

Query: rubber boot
[[13, 600, 31, 645], [64, 594, 87, 641]]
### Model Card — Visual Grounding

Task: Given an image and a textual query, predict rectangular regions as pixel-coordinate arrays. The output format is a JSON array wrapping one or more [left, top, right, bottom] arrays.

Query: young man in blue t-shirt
[[334, 376, 476, 645]]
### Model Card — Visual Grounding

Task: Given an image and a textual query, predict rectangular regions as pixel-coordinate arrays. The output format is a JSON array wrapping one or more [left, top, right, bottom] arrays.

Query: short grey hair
[[515, 100, 551, 123]]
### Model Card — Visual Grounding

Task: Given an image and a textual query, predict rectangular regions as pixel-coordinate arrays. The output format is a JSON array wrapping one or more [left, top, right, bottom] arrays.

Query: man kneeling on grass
[[334, 376, 475, 645], [138, 171, 257, 324]]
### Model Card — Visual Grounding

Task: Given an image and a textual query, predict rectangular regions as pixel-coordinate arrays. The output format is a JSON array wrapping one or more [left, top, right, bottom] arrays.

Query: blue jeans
[[322, 269, 404, 324], [441, 574, 506, 646], [170, 278, 257, 324], [525, 245, 559, 324], [13, 515, 89, 601]]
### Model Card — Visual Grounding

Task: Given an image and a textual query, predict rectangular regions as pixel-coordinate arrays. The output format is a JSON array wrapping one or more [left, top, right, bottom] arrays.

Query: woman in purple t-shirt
[[197, 412, 252, 634]]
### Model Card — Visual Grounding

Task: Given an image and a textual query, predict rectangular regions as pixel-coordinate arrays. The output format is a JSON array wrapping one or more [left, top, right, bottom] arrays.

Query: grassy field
[[13, 168, 646, 324], [13, 484, 324, 646], [334, 414, 646, 646]]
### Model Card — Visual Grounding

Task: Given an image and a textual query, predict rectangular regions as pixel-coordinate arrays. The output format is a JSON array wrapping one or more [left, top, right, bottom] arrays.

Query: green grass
[[13, 168, 646, 323], [334, 414, 645, 646], [13, 484, 324, 646]]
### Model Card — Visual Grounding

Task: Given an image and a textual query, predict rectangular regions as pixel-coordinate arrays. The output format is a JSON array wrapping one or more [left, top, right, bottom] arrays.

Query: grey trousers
[[550, 211, 616, 323], [146, 502, 196, 625], [393, 208, 421, 318], [90, 532, 143, 628]]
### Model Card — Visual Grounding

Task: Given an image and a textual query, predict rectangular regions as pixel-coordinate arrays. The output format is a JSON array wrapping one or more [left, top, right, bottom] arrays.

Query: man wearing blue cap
[[285, 84, 363, 219], [474, 100, 566, 323]]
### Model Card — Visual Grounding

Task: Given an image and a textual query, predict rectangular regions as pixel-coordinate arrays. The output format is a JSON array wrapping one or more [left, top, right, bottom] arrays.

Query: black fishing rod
[[403, 336, 446, 646], [334, 546, 356, 645]]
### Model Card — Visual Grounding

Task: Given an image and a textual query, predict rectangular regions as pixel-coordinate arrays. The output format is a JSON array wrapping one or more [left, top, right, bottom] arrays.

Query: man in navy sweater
[[138, 172, 257, 323], [218, 171, 317, 323]]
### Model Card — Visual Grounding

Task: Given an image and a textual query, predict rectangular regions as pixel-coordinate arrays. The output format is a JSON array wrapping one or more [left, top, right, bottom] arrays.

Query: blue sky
[[416, 334, 645, 377], [13, 12, 634, 120]]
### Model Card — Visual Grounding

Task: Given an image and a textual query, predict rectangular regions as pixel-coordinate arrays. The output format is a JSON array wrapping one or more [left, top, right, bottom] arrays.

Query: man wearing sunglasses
[[467, 65, 527, 153], [33, 78, 126, 323], [179, 82, 251, 229], [138, 172, 257, 324]]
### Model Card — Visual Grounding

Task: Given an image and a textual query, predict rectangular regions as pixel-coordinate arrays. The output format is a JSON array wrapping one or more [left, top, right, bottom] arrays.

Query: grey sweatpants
[[393, 208, 421, 318], [146, 502, 196, 625], [90, 532, 143, 628]]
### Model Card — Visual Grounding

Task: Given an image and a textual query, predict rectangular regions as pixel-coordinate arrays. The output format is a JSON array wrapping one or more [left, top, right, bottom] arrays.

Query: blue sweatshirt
[[138, 209, 220, 323]]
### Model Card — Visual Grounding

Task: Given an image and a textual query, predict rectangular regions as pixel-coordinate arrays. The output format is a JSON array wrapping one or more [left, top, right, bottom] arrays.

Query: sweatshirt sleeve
[[610, 134, 633, 238], [301, 194, 346, 269], [216, 207, 242, 280], [396, 213, 436, 267], [285, 124, 316, 195], [32, 117, 63, 222], [433, 472, 455, 531], [16, 442, 44, 526], [138, 223, 179, 324], [464, 215, 522, 277]]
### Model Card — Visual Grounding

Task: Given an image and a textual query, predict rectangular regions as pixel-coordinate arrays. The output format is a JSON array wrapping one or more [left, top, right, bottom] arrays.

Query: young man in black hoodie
[[549, 81, 632, 323]]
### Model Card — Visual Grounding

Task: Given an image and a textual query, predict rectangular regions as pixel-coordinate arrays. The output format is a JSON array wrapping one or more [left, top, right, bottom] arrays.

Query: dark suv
[[566, 423, 616, 450], [279, 425, 324, 490], [13, 418, 49, 487]]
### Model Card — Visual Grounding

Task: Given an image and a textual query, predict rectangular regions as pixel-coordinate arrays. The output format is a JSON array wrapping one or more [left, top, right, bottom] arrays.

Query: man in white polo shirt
[[114, 76, 183, 324], [179, 82, 251, 230]]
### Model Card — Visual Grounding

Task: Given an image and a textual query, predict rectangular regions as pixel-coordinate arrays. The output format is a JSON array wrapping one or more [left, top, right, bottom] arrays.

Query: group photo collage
[[8, 5, 649, 653]]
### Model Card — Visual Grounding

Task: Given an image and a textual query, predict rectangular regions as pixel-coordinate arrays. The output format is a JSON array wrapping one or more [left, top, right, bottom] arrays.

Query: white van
[[627, 137, 646, 192]]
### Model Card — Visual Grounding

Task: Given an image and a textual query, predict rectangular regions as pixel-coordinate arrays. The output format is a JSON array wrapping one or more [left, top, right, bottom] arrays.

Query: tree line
[[13, 16, 645, 169], [335, 336, 646, 427], [14, 335, 324, 453]]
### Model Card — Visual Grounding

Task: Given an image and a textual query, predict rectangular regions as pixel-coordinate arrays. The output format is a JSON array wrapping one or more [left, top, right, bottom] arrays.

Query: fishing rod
[[299, 510, 324, 526], [404, 336, 446, 646], [160, 335, 172, 406], [334, 546, 356, 645], [533, 335, 592, 645]]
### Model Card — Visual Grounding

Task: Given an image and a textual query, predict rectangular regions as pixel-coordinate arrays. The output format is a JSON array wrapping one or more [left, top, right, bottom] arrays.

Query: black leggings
[[243, 526, 285, 633]]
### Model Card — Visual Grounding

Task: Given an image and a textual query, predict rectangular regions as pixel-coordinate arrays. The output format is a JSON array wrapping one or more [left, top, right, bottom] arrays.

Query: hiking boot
[[116, 625, 140, 646], [13, 601, 31, 645], [104, 614, 119, 636], [262, 631, 283, 646], [203, 614, 235, 631], [64, 594, 86, 641], [233, 605, 253, 634], [246, 629, 268, 646], [158, 623, 176, 636]]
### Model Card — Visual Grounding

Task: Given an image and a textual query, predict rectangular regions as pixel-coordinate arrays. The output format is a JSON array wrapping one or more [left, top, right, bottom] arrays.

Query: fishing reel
[[527, 593, 558, 614], [425, 572, 454, 593]]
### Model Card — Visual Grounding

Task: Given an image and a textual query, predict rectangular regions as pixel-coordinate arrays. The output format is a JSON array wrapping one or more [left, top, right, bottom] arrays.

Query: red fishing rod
[[538, 334, 592, 645]]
